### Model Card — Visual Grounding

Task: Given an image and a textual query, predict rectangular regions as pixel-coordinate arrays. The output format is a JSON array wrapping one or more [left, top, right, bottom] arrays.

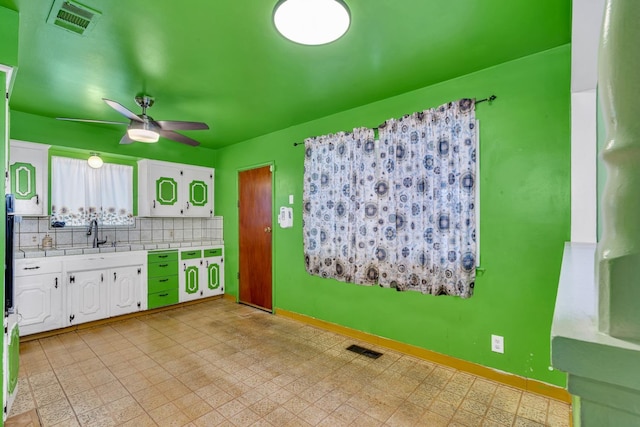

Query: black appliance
[[5, 193, 14, 314]]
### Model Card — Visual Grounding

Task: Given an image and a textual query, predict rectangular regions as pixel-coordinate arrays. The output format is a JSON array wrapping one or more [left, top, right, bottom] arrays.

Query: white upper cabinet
[[9, 140, 49, 216], [138, 159, 214, 218]]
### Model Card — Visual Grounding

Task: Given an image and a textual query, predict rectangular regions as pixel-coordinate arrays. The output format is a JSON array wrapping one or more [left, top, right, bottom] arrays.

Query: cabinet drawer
[[148, 275, 178, 294], [148, 251, 178, 263], [15, 259, 62, 277], [203, 248, 223, 258], [148, 289, 178, 309], [181, 249, 202, 260], [148, 260, 178, 278]]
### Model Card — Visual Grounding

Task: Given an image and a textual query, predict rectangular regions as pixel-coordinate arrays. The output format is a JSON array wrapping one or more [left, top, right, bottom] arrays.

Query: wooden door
[[239, 166, 273, 311]]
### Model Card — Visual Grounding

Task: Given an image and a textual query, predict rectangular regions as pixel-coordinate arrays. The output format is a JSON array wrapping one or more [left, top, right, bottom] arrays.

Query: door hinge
[[237, 272, 240, 279], [137, 268, 142, 275], [69, 275, 75, 284], [4, 326, 7, 334], [237, 200, 240, 208]]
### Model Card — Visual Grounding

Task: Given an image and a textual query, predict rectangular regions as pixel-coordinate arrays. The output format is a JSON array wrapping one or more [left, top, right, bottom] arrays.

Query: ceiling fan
[[57, 95, 209, 146]]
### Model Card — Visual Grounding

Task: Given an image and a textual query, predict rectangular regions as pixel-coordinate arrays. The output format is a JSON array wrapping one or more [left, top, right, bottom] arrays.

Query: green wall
[[0, 6, 18, 66], [215, 45, 571, 386]]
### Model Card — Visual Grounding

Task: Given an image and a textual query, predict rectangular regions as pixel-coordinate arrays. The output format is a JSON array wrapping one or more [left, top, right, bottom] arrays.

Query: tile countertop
[[15, 240, 225, 259]]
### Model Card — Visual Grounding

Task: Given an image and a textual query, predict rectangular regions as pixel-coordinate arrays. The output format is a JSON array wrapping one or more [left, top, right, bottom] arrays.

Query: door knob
[[264, 226, 272, 233]]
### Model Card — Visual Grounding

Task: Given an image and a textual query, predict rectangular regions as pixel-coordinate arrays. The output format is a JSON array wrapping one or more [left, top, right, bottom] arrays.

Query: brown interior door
[[238, 165, 273, 311]]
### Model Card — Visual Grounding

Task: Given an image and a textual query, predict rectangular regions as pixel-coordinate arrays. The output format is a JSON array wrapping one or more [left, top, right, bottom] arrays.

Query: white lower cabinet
[[67, 269, 109, 326], [179, 247, 225, 302], [202, 247, 224, 297], [110, 266, 144, 316], [66, 254, 146, 327], [15, 259, 63, 336], [14, 247, 220, 336], [179, 249, 203, 303]]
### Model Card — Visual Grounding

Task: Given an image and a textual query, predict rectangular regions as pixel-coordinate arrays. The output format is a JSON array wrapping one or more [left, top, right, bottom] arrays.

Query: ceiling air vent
[[46, 0, 101, 35]]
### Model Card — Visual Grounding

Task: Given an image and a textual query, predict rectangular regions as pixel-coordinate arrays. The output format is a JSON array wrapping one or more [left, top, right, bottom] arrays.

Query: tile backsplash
[[15, 216, 223, 250]]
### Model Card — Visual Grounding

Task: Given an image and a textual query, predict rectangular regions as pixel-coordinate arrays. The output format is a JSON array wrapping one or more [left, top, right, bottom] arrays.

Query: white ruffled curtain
[[51, 157, 134, 226], [303, 99, 477, 297]]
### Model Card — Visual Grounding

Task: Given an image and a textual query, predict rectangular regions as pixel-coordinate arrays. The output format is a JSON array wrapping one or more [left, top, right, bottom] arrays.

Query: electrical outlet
[[491, 334, 504, 354]]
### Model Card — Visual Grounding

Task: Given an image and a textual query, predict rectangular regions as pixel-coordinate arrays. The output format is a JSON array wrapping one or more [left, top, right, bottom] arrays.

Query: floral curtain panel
[[51, 156, 134, 226], [303, 99, 477, 297]]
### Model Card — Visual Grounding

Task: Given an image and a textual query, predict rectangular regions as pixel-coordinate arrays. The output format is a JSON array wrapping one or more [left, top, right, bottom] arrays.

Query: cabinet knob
[[264, 226, 272, 233]]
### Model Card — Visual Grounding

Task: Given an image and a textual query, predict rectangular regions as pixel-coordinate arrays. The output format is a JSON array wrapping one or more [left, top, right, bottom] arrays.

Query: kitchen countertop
[[15, 240, 224, 259]]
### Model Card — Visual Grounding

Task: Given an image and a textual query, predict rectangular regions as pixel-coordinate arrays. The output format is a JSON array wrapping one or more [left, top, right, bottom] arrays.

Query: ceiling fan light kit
[[127, 128, 159, 143], [56, 95, 208, 146], [273, 0, 350, 45]]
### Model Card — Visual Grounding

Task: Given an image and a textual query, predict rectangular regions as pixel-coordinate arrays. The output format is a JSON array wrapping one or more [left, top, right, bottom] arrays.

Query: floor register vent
[[47, 0, 101, 35], [346, 344, 383, 359]]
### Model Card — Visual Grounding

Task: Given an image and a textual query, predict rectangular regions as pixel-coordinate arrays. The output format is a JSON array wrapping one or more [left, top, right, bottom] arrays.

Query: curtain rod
[[293, 95, 497, 147]]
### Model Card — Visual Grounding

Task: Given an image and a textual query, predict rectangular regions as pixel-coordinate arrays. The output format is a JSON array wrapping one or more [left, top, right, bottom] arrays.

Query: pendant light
[[273, 0, 350, 45], [87, 153, 103, 169]]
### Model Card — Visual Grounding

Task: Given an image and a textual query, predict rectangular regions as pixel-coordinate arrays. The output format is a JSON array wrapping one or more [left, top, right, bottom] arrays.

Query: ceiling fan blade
[[155, 120, 209, 131], [56, 117, 128, 125], [119, 133, 134, 145], [158, 130, 200, 147], [103, 98, 143, 122]]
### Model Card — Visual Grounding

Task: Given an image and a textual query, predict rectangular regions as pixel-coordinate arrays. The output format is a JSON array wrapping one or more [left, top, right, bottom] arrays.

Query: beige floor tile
[[13, 300, 571, 427], [298, 404, 330, 425], [67, 389, 104, 415], [38, 398, 76, 427]]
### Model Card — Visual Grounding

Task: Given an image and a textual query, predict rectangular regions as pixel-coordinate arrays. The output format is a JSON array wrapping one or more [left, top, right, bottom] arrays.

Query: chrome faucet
[[87, 219, 107, 248]]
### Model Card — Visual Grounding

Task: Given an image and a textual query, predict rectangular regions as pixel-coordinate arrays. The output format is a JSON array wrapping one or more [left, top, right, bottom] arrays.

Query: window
[[50, 156, 134, 226]]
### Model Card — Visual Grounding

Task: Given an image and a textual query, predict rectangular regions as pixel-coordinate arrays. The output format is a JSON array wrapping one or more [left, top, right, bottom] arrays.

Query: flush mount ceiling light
[[87, 153, 103, 169], [127, 120, 160, 143], [273, 0, 350, 45]]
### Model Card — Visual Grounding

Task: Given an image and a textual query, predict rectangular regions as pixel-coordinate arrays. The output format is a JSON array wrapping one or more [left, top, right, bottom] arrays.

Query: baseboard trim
[[20, 295, 224, 342], [223, 293, 237, 302], [276, 308, 571, 403]]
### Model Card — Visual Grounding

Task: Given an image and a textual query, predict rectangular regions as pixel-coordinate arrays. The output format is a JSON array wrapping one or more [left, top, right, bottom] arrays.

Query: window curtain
[[303, 128, 376, 283], [51, 157, 134, 226], [303, 99, 477, 298]]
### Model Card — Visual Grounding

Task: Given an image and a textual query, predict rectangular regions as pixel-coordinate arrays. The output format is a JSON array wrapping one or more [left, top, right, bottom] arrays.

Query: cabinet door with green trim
[[147, 162, 183, 217], [179, 249, 203, 302], [183, 166, 214, 217], [202, 247, 224, 297], [9, 140, 49, 216]]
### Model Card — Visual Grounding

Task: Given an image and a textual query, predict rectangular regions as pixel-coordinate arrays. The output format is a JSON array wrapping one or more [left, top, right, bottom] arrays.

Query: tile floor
[[9, 298, 571, 426]]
